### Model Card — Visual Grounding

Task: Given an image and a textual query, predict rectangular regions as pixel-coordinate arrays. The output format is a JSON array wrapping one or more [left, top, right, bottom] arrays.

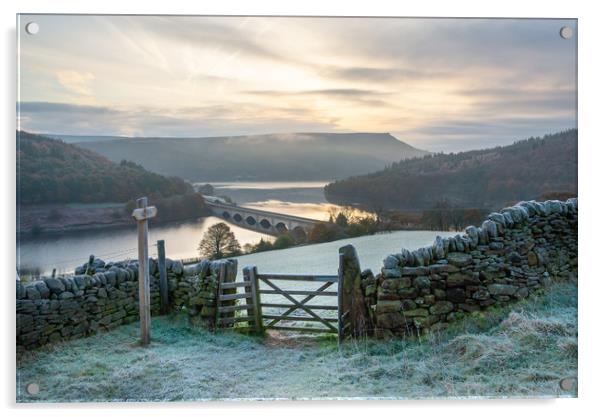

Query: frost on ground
[[17, 282, 577, 402]]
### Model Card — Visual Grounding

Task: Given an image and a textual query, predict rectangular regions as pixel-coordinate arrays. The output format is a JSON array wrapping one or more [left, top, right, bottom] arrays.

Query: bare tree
[[198, 222, 241, 259]]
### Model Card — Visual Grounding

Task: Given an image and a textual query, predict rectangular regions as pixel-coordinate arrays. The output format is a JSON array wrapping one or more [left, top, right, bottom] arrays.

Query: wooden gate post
[[157, 239, 169, 314], [223, 260, 237, 324], [132, 197, 157, 346], [338, 245, 371, 343], [249, 266, 263, 334]]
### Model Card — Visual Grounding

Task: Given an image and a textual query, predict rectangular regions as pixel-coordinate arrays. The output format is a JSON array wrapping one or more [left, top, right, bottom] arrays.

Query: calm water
[[18, 217, 273, 277], [18, 181, 453, 281], [210, 181, 329, 190]]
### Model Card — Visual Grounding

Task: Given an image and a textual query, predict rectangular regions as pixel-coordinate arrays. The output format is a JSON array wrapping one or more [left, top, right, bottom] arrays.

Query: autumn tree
[[198, 222, 241, 260], [308, 222, 342, 243]]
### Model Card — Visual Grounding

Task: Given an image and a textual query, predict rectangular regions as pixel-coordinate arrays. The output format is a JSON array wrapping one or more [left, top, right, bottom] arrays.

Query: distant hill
[[17, 131, 193, 205], [324, 130, 577, 211], [46, 134, 129, 144], [69, 132, 430, 182]]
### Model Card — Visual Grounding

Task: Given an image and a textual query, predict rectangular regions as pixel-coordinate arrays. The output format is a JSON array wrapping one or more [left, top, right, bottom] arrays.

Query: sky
[[17, 15, 577, 152]]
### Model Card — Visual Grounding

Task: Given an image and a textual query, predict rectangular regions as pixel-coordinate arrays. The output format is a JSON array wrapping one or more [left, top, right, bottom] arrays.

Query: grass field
[[16, 282, 577, 402]]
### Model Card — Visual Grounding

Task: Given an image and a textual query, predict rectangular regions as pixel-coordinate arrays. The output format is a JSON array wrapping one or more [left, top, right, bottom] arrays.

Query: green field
[[17, 282, 577, 402]]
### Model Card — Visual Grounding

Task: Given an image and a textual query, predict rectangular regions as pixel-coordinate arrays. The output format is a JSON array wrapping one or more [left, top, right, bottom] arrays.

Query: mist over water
[[204, 181, 330, 204]]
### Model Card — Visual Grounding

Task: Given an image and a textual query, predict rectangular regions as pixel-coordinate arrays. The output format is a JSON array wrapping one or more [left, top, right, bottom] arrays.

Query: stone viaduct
[[205, 201, 318, 236]]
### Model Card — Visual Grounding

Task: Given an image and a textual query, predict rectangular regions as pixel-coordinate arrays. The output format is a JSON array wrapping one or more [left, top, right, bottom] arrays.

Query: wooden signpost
[[132, 197, 157, 346]]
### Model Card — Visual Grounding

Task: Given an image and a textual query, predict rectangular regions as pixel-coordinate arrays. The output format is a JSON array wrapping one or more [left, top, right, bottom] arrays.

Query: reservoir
[[18, 181, 455, 279]]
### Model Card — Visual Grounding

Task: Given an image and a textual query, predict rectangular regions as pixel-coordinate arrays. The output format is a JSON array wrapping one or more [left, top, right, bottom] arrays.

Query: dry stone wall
[[367, 198, 578, 338], [16, 256, 237, 351]]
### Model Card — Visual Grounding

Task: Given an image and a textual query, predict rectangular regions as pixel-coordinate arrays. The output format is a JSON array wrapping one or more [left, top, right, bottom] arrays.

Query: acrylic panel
[[16, 15, 578, 402]]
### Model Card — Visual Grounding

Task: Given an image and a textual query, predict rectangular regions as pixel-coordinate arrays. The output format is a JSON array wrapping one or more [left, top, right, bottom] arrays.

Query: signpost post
[[132, 197, 157, 346]]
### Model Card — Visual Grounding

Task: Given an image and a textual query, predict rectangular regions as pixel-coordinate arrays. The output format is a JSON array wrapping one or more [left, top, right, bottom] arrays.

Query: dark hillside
[[17, 131, 193, 204], [324, 130, 577, 211]]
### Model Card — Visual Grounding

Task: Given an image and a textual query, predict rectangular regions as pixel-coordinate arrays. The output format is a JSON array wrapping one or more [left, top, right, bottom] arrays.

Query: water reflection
[[242, 200, 341, 221]]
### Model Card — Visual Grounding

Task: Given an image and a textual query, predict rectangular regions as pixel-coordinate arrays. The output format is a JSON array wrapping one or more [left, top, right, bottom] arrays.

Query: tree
[[273, 233, 295, 250], [251, 238, 273, 253], [308, 222, 343, 243], [198, 222, 241, 259], [242, 243, 255, 254], [198, 183, 215, 195], [335, 212, 349, 228], [421, 200, 452, 231]]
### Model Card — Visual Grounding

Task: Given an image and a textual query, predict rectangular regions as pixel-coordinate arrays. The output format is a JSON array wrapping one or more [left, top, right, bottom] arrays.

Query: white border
[[2, 0, 600, 416]]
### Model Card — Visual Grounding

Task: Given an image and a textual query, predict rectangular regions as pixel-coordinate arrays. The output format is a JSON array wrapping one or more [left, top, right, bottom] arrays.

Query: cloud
[[20, 101, 115, 115], [18, 15, 577, 152], [242, 88, 393, 107], [322, 19, 575, 70], [153, 17, 288, 63], [55, 70, 96, 96], [320, 66, 450, 83], [395, 115, 576, 152], [17, 101, 341, 138], [243, 88, 389, 97], [102, 16, 304, 73], [305, 88, 389, 97], [456, 86, 576, 117]]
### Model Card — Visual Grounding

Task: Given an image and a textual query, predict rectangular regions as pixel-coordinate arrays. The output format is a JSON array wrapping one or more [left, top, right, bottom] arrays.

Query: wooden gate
[[244, 266, 339, 335], [214, 245, 368, 343]]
